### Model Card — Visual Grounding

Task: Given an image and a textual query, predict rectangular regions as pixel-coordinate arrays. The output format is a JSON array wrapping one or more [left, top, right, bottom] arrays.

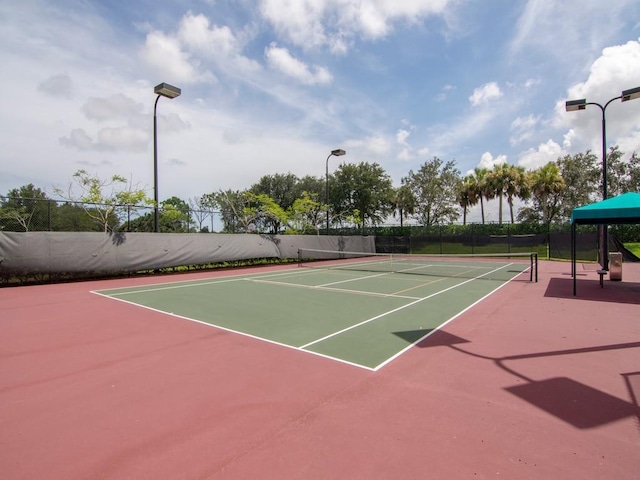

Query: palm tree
[[530, 162, 565, 225], [472, 167, 491, 224], [458, 175, 479, 225], [503, 165, 529, 223], [390, 185, 416, 228], [486, 164, 510, 224]]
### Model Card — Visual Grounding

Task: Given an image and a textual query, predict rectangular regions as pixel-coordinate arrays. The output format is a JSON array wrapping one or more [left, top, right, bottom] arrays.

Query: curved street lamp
[[565, 85, 640, 269], [325, 149, 346, 235], [153, 82, 181, 233]]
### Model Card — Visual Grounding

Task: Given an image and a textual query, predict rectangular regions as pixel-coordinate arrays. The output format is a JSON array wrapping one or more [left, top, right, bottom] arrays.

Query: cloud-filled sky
[[1, 0, 640, 222]]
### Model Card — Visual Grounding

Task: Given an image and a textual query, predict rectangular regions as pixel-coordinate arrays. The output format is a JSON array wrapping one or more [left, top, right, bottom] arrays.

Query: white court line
[[247, 277, 422, 300], [372, 266, 527, 371], [299, 262, 515, 350], [92, 260, 527, 371], [92, 266, 321, 296], [91, 290, 377, 371]]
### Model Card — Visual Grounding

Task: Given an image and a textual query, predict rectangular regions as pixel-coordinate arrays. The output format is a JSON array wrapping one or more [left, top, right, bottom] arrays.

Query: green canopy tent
[[571, 192, 640, 295]]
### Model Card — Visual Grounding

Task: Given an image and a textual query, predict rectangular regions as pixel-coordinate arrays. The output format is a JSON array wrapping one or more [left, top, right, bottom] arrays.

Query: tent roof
[[571, 192, 640, 224]]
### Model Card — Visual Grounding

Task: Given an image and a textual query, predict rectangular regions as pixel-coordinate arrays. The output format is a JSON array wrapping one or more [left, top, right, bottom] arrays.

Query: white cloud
[[397, 148, 411, 161], [509, 0, 636, 63], [478, 152, 507, 170], [265, 43, 333, 85], [396, 128, 411, 146], [176, 12, 261, 76], [59, 129, 94, 151], [510, 114, 540, 145], [82, 94, 144, 122], [141, 29, 211, 85], [258, 0, 454, 52], [426, 109, 495, 154], [178, 12, 239, 56], [556, 38, 640, 158], [344, 135, 392, 156], [517, 139, 565, 170], [436, 84, 455, 101], [563, 129, 576, 149], [469, 82, 502, 107], [96, 127, 148, 152], [38, 74, 74, 98]]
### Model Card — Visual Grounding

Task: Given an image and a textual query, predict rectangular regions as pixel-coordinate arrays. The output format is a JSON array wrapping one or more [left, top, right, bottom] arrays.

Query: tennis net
[[297, 248, 538, 282]]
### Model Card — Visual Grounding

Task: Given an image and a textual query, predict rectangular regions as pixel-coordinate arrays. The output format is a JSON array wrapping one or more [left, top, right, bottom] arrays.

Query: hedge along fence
[[372, 223, 640, 262]]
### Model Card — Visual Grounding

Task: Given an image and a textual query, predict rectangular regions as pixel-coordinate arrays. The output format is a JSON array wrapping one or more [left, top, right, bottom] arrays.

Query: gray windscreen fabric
[[0, 232, 375, 275]]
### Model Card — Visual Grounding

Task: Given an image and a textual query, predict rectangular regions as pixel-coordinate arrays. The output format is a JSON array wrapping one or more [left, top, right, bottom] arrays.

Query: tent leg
[[572, 222, 577, 296]]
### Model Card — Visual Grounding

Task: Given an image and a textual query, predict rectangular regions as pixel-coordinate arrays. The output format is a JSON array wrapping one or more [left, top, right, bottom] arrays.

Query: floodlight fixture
[[621, 86, 640, 102], [154, 82, 181, 99], [565, 99, 586, 111]]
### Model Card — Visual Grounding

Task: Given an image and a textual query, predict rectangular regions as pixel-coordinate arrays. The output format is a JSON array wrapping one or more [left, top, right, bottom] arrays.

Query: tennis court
[[95, 251, 537, 370], [3, 258, 640, 480]]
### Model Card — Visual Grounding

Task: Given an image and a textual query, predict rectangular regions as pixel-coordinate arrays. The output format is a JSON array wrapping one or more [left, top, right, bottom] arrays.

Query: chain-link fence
[[2, 196, 639, 262], [0, 196, 223, 233]]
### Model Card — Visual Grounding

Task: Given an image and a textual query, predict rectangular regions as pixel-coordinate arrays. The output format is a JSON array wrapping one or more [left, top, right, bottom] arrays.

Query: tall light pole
[[325, 149, 346, 235], [565, 85, 640, 270], [153, 82, 181, 233]]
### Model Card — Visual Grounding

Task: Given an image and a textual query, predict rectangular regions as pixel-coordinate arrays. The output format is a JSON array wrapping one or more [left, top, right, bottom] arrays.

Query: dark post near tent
[[325, 149, 346, 235], [153, 82, 181, 233], [565, 85, 640, 270]]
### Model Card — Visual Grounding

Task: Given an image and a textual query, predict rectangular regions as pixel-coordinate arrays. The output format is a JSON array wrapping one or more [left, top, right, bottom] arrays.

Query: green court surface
[[94, 259, 532, 370]]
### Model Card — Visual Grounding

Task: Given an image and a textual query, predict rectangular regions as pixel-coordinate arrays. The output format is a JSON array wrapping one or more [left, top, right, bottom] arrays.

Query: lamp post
[[325, 148, 346, 235], [565, 85, 640, 270], [153, 82, 181, 233]]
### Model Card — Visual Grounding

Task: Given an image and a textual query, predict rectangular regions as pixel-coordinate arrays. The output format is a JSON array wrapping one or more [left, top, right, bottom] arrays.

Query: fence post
[[471, 223, 475, 254]]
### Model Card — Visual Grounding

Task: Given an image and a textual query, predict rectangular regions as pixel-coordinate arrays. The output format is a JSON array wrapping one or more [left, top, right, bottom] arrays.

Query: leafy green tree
[[54, 170, 152, 232], [331, 162, 394, 231], [606, 146, 640, 196], [622, 152, 640, 193], [54, 202, 103, 232], [296, 175, 325, 199], [1, 184, 51, 231], [249, 173, 299, 232], [211, 190, 246, 233], [161, 196, 190, 232], [250, 173, 299, 210], [288, 191, 324, 234], [243, 192, 289, 233], [402, 157, 461, 226], [556, 151, 600, 220]]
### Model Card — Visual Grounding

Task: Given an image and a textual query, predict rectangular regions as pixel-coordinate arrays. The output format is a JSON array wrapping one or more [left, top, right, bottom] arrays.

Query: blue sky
[[1, 0, 640, 222]]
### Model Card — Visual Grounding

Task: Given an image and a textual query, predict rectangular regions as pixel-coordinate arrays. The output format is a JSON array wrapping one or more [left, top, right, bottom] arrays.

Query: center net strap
[[297, 248, 537, 282]]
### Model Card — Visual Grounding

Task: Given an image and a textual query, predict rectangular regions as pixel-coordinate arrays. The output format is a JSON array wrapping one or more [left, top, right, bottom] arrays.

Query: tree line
[[1, 147, 639, 234]]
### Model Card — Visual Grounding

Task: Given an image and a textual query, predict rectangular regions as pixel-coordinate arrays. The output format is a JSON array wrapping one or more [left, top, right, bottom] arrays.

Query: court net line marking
[[299, 262, 515, 350]]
